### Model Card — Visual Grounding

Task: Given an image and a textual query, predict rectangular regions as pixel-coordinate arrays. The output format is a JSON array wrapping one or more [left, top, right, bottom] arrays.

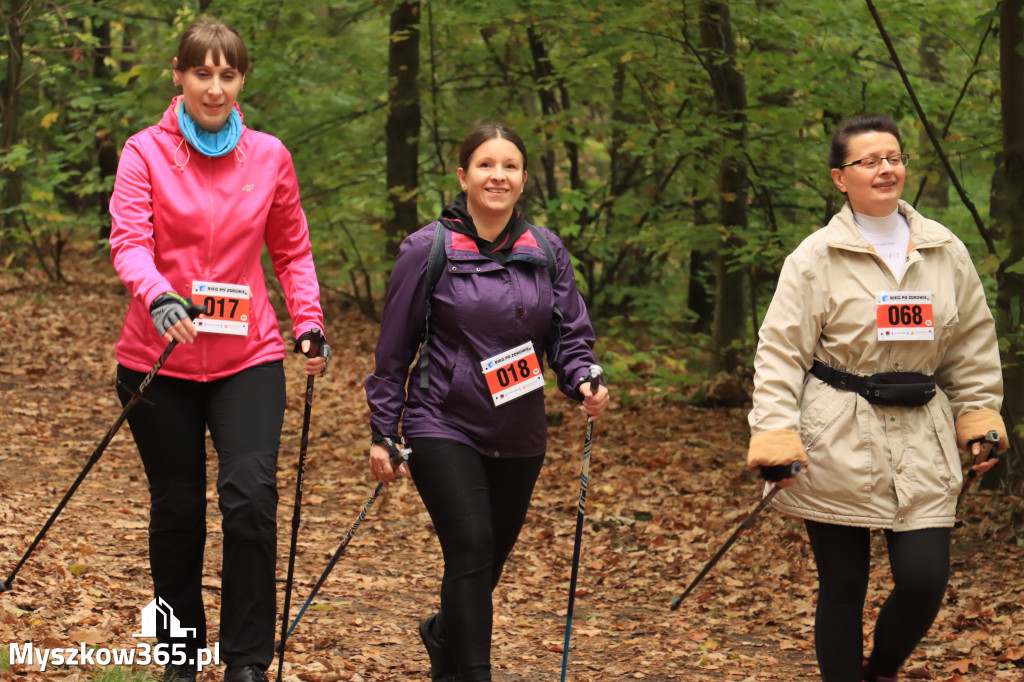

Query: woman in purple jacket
[[365, 123, 609, 681]]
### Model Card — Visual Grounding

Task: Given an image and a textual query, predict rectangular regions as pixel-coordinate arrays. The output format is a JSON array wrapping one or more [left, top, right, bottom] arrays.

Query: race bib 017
[[192, 281, 250, 336]]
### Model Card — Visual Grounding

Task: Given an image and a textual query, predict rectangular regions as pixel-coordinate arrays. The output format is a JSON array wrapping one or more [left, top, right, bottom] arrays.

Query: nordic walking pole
[[1, 303, 203, 594], [954, 429, 1000, 528], [669, 461, 802, 610], [277, 328, 324, 682], [560, 364, 603, 682], [286, 440, 410, 639]]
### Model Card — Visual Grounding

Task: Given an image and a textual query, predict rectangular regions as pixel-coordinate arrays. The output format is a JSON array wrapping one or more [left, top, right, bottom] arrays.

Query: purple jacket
[[365, 222, 598, 457]]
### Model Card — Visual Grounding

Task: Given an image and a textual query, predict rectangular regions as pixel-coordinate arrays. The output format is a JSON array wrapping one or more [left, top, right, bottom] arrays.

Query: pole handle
[[759, 461, 802, 482], [293, 327, 324, 358], [967, 430, 1000, 460], [389, 446, 410, 471]]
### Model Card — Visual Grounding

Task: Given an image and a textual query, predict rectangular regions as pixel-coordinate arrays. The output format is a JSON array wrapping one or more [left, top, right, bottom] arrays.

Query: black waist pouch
[[811, 360, 936, 407], [861, 372, 936, 407]]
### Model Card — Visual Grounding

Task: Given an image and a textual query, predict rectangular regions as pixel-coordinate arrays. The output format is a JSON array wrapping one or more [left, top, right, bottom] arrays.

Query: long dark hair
[[828, 113, 903, 169], [458, 123, 528, 171], [175, 18, 249, 75]]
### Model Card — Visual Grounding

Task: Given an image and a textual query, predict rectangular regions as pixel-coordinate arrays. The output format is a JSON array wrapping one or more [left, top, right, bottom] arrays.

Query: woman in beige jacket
[[747, 113, 1007, 682]]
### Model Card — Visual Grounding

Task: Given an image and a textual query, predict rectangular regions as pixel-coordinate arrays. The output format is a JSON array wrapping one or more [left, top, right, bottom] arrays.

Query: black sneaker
[[418, 613, 459, 681], [162, 662, 198, 682], [223, 664, 270, 682]]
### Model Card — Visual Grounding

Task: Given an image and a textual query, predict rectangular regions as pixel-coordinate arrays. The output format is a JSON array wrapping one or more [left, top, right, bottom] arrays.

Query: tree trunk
[[527, 27, 581, 198], [1, 0, 28, 259], [687, 244, 714, 336], [700, 1, 749, 374], [384, 1, 421, 258], [994, 0, 1024, 494]]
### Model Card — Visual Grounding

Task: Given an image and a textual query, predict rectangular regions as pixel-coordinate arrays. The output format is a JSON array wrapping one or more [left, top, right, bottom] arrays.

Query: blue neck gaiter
[[178, 104, 243, 158]]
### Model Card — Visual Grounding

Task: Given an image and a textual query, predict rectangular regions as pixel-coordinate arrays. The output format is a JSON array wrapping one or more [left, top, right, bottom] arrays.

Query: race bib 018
[[480, 341, 545, 407]]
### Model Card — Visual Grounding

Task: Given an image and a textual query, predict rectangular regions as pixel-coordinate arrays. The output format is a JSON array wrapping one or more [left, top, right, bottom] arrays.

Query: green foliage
[[2, 0, 1003, 314], [90, 667, 159, 682], [0, 0, 1011, 370]]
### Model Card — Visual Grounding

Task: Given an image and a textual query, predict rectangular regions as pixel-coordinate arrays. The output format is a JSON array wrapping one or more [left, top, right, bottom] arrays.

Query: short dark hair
[[458, 123, 528, 172], [175, 18, 249, 75], [828, 113, 903, 169]]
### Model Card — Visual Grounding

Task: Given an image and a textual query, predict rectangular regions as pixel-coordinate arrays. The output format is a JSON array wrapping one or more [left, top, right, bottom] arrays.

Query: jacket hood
[[440, 191, 529, 257]]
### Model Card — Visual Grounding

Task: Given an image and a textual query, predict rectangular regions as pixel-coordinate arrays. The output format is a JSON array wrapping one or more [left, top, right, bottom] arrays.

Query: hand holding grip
[[759, 461, 802, 482]]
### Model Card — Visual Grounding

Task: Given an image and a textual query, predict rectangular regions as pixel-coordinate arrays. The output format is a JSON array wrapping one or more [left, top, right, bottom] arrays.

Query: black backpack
[[418, 223, 559, 389]]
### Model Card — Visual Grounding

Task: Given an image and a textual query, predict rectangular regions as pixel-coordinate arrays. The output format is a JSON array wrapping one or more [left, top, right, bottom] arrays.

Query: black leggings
[[117, 361, 285, 669], [408, 437, 545, 682], [804, 520, 951, 682]]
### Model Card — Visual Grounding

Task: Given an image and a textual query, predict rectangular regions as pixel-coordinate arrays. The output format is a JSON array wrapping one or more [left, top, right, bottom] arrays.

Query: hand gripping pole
[[954, 429, 1000, 528]]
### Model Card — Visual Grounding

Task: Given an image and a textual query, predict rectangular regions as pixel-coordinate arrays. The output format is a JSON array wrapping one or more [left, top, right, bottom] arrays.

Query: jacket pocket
[[798, 386, 869, 503], [799, 382, 851, 450], [925, 396, 960, 495], [440, 345, 477, 414]]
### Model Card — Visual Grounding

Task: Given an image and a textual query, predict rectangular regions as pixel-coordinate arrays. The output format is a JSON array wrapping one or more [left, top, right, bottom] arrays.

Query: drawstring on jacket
[[174, 138, 247, 169]]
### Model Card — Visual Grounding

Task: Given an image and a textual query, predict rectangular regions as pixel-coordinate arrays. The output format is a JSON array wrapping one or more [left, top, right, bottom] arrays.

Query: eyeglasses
[[838, 154, 910, 170]]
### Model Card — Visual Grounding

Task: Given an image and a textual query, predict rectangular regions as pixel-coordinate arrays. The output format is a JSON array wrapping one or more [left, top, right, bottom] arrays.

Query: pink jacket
[[109, 99, 324, 381]]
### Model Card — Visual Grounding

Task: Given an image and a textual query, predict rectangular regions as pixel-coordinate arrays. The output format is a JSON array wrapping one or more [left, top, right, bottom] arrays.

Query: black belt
[[810, 360, 936, 407]]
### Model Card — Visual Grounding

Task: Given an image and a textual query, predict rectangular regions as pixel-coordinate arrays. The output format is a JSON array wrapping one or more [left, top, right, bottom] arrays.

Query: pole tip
[[0, 579, 11, 593], [669, 595, 682, 610]]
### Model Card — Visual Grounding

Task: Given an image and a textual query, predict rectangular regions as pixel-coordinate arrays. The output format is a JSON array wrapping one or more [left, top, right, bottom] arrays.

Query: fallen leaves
[[2, 255, 1024, 680]]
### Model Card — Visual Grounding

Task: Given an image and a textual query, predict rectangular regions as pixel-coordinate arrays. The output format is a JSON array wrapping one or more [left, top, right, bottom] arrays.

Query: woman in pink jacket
[[108, 19, 327, 682]]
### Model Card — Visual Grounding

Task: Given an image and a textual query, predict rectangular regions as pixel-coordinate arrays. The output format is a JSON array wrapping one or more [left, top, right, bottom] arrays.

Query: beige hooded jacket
[[748, 200, 1005, 531]]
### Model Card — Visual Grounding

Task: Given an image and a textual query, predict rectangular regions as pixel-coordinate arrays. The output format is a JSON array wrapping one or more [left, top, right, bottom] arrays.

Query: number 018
[[496, 359, 533, 387]]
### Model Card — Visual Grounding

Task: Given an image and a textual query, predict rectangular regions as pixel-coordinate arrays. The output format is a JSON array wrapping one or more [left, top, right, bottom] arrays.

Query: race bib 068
[[876, 291, 934, 341]]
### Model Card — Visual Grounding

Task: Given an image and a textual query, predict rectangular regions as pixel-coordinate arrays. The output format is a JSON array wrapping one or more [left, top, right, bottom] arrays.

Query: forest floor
[[1, 253, 1023, 681]]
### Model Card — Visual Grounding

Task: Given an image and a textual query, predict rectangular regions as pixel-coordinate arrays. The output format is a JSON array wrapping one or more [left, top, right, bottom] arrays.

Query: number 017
[[203, 296, 239, 318]]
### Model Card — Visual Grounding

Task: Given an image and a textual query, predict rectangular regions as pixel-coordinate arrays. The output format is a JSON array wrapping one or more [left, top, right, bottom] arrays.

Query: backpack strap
[[527, 225, 559, 284], [419, 223, 448, 389], [425, 222, 449, 299], [529, 225, 563, 326]]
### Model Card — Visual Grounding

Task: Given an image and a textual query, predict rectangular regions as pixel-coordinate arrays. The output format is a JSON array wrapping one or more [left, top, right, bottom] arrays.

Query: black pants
[[408, 438, 545, 682], [804, 520, 951, 682], [117, 360, 285, 669]]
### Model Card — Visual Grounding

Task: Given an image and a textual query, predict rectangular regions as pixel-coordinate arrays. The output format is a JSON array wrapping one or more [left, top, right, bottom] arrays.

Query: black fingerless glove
[[294, 328, 331, 374], [150, 292, 191, 336]]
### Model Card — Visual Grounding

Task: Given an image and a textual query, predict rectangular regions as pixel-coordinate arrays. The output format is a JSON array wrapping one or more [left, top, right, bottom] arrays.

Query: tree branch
[[911, 16, 995, 207], [864, 0, 993, 253]]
